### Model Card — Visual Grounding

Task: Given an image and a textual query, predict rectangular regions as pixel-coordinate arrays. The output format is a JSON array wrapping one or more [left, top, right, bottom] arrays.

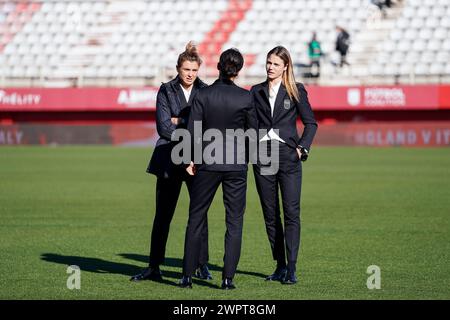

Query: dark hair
[[176, 41, 202, 68], [217, 48, 244, 78]]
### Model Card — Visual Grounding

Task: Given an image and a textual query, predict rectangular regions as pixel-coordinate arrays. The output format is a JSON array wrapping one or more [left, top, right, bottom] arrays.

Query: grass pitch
[[0, 146, 449, 299]]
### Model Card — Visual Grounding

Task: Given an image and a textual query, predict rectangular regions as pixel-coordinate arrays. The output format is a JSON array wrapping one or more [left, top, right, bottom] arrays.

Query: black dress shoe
[[282, 272, 297, 284], [265, 266, 287, 281], [221, 278, 236, 290], [179, 276, 192, 288], [130, 267, 162, 281], [194, 264, 213, 280]]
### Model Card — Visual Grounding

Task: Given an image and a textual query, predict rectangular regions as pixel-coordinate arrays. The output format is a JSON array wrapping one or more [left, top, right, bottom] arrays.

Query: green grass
[[0, 146, 449, 299]]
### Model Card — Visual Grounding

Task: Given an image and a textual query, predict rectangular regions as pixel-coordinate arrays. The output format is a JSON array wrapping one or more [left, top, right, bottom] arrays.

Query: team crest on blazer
[[283, 98, 291, 109]]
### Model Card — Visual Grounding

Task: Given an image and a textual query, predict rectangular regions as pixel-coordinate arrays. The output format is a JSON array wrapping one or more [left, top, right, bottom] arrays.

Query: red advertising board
[[439, 85, 450, 109], [0, 87, 158, 111], [306, 85, 443, 110], [2, 121, 449, 147], [1, 85, 450, 112], [315, 121, 450, 146]]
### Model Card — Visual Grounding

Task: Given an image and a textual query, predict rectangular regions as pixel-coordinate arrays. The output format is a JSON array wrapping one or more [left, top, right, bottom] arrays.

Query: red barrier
[[2, 121, 449, 146], [307, 85, 443, 110], [439, 85, 450, 109], [0, 88, 158, 111], [316, 121, 450, 146], [1, 85, 450, 112]]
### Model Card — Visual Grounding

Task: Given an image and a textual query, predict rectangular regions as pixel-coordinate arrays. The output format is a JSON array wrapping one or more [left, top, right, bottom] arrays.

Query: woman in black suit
[[130, 42, 211, 282], [251, 46, 318, 284]]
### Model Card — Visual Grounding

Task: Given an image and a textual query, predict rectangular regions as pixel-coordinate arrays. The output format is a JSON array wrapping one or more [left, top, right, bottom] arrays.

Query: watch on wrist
[[298, 145, 309, 161]]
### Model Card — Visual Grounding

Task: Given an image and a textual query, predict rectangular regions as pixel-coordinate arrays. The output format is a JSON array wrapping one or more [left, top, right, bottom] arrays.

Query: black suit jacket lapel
[[187, 85, 197, 105], [258, 82, 272, 116], [175, 84, 188, 110]]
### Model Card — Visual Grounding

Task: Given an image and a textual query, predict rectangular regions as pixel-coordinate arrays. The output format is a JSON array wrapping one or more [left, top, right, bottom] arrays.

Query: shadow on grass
[[40, 253, 217, 288], [118, 253, 267, 279]]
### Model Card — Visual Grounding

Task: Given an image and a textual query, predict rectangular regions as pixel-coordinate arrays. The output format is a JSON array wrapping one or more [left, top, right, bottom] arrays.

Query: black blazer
[[250, 81, 317, 151], [188, 77, 257, 172], [147, 76, 208, 178]]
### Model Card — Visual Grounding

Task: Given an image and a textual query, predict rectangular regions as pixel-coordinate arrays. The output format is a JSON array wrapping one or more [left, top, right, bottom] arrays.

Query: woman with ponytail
[[131, 42, 212, 282], [251, 46, 318, 284]]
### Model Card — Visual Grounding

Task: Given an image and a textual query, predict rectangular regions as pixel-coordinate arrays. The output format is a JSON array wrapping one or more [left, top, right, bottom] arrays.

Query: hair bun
[[185, 41, 198, 54]]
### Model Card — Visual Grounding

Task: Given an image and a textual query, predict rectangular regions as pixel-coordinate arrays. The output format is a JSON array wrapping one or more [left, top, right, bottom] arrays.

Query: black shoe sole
[[130, 275, 162, 282], [265, 273, 287, 282], [194, 274, 213, 280], [265, 277, 284, 282]]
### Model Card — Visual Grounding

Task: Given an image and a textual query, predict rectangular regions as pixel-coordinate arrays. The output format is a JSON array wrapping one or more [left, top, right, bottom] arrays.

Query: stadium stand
[[1, 0, 449, 147], [0, 0, 449, 87]]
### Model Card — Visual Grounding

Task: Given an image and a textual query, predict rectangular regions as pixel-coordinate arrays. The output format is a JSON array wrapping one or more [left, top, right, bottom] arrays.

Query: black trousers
[[148, 169, 209, 268], [253, 142, 302, 271], [183, 170, 247, 279]]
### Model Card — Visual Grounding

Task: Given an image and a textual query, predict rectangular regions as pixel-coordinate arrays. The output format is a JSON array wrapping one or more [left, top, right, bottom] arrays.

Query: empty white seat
[[397, 40, 411, 52], [421, 52, 436, 63], [445, 63, 450, 75], [396, 17, 409, 29], [442, 39, 450, 51], [411, 18, 425, 29], [441, 17, 450, 28], [429, 63, 443, 75], [436, 52, 449, 63], [405, 52, 420, 64], [384, 64, 399, 76], [419, 29, 433, 40], [431, 7, 444, 18], [391, 52, 404, 64], [351, 66, 369, 77], [408, 0, 421, 7], [404, 29, 418, 40], [412, 39, 427, 51], [428, 39, 442, 51], [425, 17, 440, 29], [414, 64, 429, 75], [417, 7, 431, 18], [402, 7, 415, 18], [366, 63, 382, 77], [434, 28, 448, 40], [390, 29, 403, 41], [423, 0, 437, 7], [399, 64, 413, 75]]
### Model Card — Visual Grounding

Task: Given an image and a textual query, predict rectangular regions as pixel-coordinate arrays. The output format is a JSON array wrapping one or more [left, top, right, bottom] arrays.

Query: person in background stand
[[130, 42, 212, 282], [335, 26, 351, 68], [308, 32, 322, 78]]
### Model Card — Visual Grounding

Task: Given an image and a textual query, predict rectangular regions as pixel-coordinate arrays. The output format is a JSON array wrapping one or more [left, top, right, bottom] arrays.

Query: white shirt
[[268, 80, 281, 117], [260, 80, 285, 143], [180, 84, 192, 103]]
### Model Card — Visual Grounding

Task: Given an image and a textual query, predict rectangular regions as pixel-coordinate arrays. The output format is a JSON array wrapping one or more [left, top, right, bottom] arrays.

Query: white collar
[[180, 84, 192, 102], [180, 84, 192, 93], [269, 80, 282, 98]]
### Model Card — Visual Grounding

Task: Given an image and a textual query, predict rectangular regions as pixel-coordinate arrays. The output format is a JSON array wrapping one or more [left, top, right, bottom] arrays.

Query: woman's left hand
[[296, 147, 302, 159]]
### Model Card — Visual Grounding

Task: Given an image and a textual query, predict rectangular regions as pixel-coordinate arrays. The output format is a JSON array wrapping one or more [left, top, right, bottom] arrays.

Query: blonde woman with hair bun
[[131, 42, 212, 282]]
